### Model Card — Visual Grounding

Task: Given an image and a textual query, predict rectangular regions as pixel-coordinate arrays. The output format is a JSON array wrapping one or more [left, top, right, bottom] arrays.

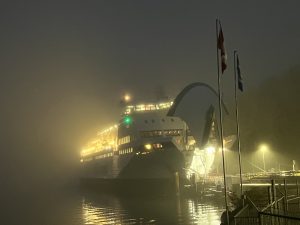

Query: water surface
[[80, 191, 224, 225], [3, 189, 224, 225]]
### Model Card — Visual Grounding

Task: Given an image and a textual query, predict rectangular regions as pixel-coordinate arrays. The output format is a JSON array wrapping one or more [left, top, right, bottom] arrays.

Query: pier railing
[[234, 178, 300, 225]]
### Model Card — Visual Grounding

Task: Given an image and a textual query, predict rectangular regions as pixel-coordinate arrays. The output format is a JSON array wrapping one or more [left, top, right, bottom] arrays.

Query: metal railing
[[234, 179, 300, 225]]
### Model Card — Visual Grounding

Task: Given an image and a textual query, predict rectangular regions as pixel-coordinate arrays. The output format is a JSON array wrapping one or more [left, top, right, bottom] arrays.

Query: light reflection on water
[[81, 192, 224, 225]]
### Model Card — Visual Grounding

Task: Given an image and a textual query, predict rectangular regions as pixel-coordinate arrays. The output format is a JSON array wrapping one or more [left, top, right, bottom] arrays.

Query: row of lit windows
[[95, 152, 113, 159], [80, 157, 93, 163], [119, 147, 133, 155], [141, 129, 182, 138], [118, 135, 131, 145], [124, 102, 173, 114], [144, 118, 175, 124]]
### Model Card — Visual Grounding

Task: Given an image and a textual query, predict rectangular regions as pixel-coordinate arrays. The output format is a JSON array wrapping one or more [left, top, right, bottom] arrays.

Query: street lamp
[[259, 144, 269, 172]]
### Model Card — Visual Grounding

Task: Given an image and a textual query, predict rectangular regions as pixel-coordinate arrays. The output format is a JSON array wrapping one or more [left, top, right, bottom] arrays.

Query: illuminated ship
[[80, 101, 194, 180], [80, 83, 229, 187], [80, 110, 219, 182]]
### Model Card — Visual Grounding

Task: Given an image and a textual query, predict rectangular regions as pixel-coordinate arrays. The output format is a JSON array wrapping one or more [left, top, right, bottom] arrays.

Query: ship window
[[152, 119, 155, 123], [118, 135, 131, 145], [145, 120, 148, 123], [140, 130, 165, 138], [162, 129, 182, 136], [153, 143, 163, 149], [161, 119, 165, 122], [171, 118, 174, 122]]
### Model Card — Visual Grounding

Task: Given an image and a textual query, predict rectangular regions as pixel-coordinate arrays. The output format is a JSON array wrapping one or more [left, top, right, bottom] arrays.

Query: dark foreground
[[2, 185, 225, 225]]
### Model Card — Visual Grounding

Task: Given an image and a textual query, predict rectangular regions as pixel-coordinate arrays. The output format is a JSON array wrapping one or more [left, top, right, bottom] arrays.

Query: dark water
[[80, 193, 224, 225], [4, 189, 224, 225]]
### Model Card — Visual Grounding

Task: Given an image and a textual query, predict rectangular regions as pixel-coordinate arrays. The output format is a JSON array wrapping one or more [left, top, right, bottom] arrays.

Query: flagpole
[[216, 18, 229, 225], [234, 50, 243, 197]]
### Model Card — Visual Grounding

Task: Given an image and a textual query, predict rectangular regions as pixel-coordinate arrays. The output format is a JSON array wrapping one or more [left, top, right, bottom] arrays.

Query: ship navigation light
[[123, 115, 133, 125]]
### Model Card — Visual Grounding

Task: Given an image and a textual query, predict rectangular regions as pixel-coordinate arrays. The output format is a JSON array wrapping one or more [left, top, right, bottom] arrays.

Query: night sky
[[1, 1, 299, 196]]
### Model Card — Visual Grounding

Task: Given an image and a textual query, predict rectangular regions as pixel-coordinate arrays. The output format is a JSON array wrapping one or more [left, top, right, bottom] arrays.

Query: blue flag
[[236, 55, 243, 92]]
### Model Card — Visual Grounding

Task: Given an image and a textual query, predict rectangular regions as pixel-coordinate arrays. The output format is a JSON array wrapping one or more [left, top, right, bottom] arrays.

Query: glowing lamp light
[[144, 144, 152, 150], [206, 146, 215, 154], [259, 144, 269, 152], [258, 143, 269, 172], [124, 94, 131, 102], [218, 147, 228, 152]]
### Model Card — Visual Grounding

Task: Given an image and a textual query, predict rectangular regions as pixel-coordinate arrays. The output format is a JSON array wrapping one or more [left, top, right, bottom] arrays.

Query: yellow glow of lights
[[218, 147, 228, 152], [206, 146, 215, 154], [124, 101, 173, 114], [144, 144, 152, 150], [81, 124, 118, 157], [259, 144, 269, 152], [97, 124, 118, 135], [124, 94, 131, 102]]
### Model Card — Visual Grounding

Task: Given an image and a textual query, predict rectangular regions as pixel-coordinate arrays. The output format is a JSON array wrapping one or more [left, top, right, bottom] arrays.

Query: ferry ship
[[80, 83, 226, 191]]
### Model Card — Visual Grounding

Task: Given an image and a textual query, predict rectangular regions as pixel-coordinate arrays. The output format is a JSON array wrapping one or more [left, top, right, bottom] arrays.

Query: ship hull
[[80, 177, 180, 196], [118, 143, 185, 179], [80, 142, 188, 194], [81, 143, 186, 178]]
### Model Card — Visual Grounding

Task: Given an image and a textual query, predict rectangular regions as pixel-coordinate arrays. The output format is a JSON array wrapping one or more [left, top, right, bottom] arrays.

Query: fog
[[0, 3, 299, 223], [224, 66, 300, 173]]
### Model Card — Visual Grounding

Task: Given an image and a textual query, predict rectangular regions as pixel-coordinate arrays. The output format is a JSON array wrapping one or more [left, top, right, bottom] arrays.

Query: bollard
[[297, 179, 300, 211], [268, 186, 273, 205], [284, 179, 288, 212], [174, 172, 180, 196], [271, 179, 276, 209], [268, 186, 273, 213], [259, 213, 263, 225], [190, 173, 196, 193]]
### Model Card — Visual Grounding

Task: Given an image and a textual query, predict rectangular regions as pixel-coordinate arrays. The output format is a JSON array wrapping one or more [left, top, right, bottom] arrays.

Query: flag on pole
[[217, 24, 227, 73], [236, 55, 243, 92]]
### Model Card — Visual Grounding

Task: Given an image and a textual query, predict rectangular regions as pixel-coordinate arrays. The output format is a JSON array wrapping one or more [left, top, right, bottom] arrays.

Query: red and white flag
[[217, 25, 227, 73]]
